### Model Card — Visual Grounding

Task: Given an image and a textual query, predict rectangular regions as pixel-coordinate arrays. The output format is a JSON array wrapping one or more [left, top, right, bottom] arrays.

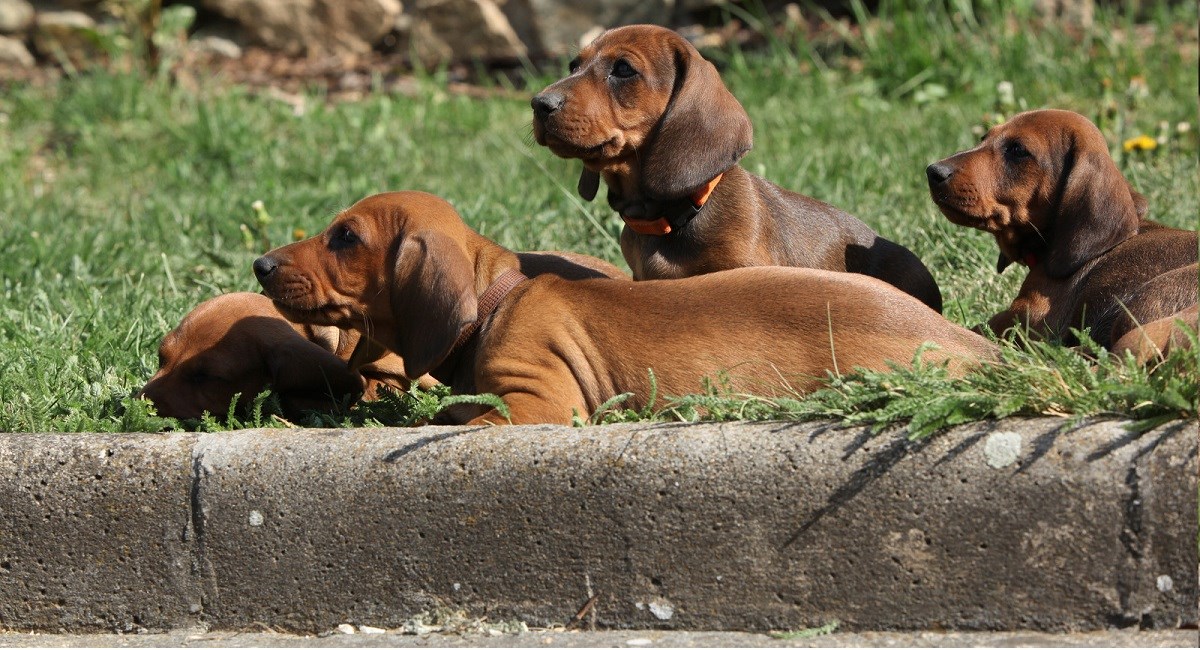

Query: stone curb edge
[[0, 418, 1195, 634]]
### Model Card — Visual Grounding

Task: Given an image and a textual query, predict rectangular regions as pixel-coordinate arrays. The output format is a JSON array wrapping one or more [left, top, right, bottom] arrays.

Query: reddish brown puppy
[[927, 109, 1198, 354], [530, 24, 943, 312], [139, 292, 410, 420], [254, 191, 994, 426]]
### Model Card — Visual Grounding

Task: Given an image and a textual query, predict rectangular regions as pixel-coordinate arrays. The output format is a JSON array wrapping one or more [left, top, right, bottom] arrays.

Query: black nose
[[531, 92, 565, 120], [926, 163, 954, 185], [252, 256, 278, 281]]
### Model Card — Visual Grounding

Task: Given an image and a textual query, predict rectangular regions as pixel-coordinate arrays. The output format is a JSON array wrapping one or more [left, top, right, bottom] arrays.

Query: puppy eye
[[611, 58, 637, 79], [335, 225, 359, 245], [568, 57, 581, 73], [1004, 141, 1032, 160]]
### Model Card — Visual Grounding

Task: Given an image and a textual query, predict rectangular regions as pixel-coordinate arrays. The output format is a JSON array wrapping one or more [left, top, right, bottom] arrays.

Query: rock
[[32, 10, 100, 67], [191, 34, 243, 59], [0, 33, 33, 66], [500, 0, 673, 58], [0, 0, 34, 34], [200, 0, 402, 56], [188, 19, 249, 60], [407, 0, 526, 65]]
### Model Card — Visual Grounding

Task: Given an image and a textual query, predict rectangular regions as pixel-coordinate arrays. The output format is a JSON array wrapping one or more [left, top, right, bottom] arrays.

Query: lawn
[[0, 1, 1196, 433]]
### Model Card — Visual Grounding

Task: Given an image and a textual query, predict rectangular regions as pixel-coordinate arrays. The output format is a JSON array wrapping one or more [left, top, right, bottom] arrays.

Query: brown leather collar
[[448, 268, 528, 356], [622, 172, 724, 237]]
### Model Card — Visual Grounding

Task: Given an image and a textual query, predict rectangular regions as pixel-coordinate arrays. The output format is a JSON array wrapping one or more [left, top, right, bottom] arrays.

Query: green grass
[[0, 1, 1196, 433]]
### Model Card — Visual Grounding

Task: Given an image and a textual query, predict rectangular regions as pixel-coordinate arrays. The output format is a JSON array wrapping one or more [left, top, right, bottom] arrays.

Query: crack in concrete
[[1111, 463, 1147, 628], [188, 449, 217, 620]]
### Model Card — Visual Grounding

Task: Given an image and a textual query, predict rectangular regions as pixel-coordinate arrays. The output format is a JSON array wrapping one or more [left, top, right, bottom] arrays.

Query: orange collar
[[622, 173, 724, 236]]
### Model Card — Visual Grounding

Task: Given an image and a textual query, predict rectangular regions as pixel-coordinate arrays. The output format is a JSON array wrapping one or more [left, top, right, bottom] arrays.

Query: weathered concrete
[[0, 434, 200, 632], [0, 628, 1195, 648], [0, 419, 1195, 634]]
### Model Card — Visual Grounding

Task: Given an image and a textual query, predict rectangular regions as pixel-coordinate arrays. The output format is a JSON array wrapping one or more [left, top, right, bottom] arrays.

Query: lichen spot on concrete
[[648, 598, 674, 620], [248, 509, 264, 526], [984, 432, 1022, 469]]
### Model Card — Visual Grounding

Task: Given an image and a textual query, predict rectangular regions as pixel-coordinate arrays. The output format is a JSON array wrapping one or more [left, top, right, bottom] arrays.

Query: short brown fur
[[530, 24, 942, 311], [927, 109, 1198, 353], [138, 292, 411, 420], [255, 191, 995, 425]]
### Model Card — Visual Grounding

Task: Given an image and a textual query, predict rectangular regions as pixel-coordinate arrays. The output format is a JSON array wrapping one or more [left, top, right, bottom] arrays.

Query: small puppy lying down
[[142, 252, 628, 420], [139, 292, 410, 419], [253, 191, 996, 426]]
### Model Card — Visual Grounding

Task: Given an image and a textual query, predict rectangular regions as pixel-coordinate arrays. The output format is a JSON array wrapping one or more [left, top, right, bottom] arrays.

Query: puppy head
[[138, 292, 364, 420], [531, 24, 752, 200], [926, 109, 1139, 278], [255, 191, 479, 379]]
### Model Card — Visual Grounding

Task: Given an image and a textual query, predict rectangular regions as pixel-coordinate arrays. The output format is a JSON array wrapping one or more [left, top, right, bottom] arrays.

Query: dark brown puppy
[[530, 23, 943, 312], [254, 191, 994, 425], [927, 109, 1198, 352], [139, 292, 410, 420]]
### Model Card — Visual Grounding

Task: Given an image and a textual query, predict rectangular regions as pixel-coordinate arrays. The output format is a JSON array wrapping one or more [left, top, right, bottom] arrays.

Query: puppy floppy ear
[[640, 42, 753, 199], [996, 251, 1014, 274], [267, 335, 365, 410], [389, 231, 478, 378], [578, 168, 600, 201], [1046, 150, 1139, 278]]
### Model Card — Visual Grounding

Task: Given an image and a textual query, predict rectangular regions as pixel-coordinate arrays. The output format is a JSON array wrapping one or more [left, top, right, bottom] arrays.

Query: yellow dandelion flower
[[1123, 135, 1157, 153], [293, 228, 307, 241]]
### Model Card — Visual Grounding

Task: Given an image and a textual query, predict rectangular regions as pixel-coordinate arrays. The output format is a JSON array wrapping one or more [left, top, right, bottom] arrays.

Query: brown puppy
[[926, 109, 1198, 352], [139, 292, 410, 420], [142, 250, 626, 421], [530, 24, 943, 312], [1111, 305, 1198, 363], [253, 191, 994, 425]]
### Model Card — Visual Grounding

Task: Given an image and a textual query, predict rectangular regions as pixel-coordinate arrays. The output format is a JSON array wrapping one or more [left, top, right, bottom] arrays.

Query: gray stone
[[0, 433, 200, 632], [190, 34, 243, 59], [407, 0, 526, 66], [0, 628, 1196, 647], [0, 419, 1194, 634], [31, 10, 98, 67], [199, 0, 402, 56], [176, 420, 1200, 631], [0, 0, 34, 34], [500, 0, 673, 58], [0, 33, 33, 66]]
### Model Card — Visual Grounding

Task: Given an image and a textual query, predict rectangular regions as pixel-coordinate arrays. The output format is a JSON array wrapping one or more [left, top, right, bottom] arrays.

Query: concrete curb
[[0, 419, 1195, 634]]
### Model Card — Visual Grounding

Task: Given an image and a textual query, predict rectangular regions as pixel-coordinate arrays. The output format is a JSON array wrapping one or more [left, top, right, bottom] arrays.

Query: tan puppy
[[139, 292, 409, 419], [253, 191, 995, 425], [1110, 305, 1198, 363], [530, 24, 943, 312], [926, 109, 1198, 352]]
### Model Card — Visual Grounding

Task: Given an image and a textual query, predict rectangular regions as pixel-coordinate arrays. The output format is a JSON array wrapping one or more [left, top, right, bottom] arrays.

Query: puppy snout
[[925, 162, 955, 186], [252, 255, 279, 281], [531, 92, 565, 120]]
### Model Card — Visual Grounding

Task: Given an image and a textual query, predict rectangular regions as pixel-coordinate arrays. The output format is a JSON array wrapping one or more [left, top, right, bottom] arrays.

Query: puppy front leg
[[986, 291, 1052, 340]]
